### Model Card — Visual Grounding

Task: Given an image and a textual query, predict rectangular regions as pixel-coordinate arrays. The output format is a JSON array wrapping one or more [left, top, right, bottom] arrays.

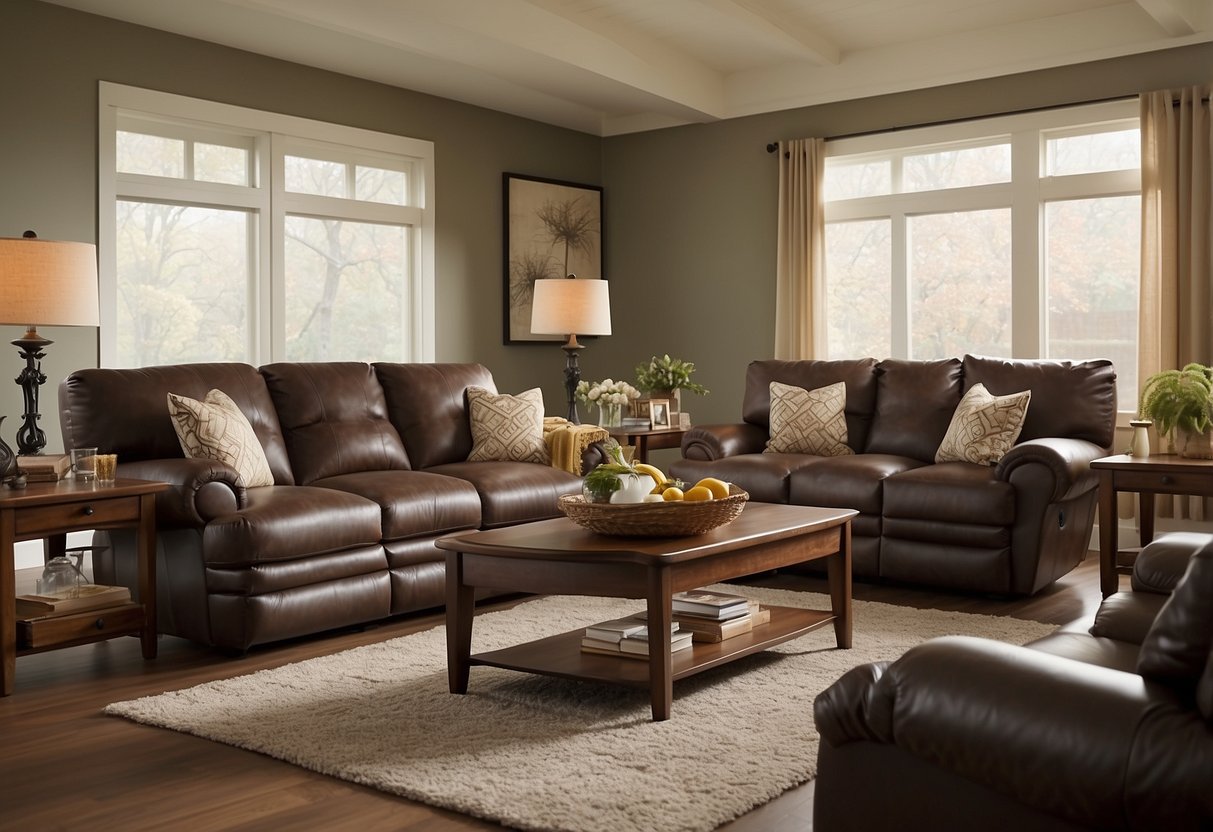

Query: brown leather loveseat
[[670, 355, 1116, 595], [59, 362, 595, 651], [812, 532, 1213, 831]]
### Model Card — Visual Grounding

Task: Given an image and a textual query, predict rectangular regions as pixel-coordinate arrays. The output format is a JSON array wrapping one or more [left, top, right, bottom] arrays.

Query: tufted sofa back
[[59, 362, 295, 484]]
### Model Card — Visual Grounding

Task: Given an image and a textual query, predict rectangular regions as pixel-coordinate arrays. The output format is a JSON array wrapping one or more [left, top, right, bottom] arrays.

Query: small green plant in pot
[[1139, 363, 1213, 458], [634, 354, 708, 413]]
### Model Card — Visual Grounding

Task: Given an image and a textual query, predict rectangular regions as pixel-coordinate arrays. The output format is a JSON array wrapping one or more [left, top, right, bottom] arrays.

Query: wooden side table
[[1090, 454, 1213, 598], [1, 478, 169, 695], [607, 426, 688, 464]]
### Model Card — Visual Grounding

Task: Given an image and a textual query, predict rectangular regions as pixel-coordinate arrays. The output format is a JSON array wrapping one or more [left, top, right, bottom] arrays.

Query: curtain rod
[[765, 92, 1147, 153]]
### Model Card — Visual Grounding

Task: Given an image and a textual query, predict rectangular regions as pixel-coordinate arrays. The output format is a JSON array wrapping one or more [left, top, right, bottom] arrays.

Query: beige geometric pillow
[[764, 381, 854, 456], [467, 386, 550, 464], [935, 383, 1031, 465], [167, 389, 275, 487]]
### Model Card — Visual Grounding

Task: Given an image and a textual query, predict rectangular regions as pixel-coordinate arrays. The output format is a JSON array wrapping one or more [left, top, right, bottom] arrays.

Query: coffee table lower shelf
[[469, 605, 834, 687]]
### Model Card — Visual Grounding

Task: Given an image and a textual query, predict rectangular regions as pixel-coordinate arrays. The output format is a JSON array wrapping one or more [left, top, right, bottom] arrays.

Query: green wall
[[3, 0, 1212, 459]]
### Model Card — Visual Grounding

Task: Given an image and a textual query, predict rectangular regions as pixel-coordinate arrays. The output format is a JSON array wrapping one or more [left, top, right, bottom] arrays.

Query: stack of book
[[671, 590, 771, 643], [580, 616, 694, 659], [16, 584, 132, 619], [18, 453, 70, 483]]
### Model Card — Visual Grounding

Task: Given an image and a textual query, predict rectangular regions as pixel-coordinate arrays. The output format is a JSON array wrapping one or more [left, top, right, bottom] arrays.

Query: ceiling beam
[[1134, 0, 1211, 35], [699, 0, 840, 65]]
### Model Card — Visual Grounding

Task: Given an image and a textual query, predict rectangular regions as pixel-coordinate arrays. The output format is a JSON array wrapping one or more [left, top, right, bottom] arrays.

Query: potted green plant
[[1139, 362, 1213, 458], [633, 354, 709, 414]]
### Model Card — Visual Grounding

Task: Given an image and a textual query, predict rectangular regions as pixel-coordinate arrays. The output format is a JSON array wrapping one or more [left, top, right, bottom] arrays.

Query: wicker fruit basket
[[558, 485, 749, 537]]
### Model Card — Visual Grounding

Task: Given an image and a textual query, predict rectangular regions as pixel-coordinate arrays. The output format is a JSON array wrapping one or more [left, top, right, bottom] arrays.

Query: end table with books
[[1, 477, 169, 696]]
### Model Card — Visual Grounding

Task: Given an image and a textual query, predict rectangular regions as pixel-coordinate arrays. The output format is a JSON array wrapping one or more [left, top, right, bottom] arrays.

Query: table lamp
[[530, 275, 612, 423], [0, 232, 100, 455]]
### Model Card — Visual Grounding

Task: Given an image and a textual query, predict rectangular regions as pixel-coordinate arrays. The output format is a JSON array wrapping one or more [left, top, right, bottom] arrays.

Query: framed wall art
[[503, 172, 604, 344]]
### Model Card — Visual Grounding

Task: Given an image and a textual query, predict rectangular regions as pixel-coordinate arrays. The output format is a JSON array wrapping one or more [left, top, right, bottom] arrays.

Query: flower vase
[[598, 402, 623, 428]]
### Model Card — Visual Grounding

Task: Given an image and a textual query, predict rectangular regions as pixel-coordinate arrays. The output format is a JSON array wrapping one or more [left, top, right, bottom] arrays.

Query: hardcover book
[[16, 584, 132, 618]]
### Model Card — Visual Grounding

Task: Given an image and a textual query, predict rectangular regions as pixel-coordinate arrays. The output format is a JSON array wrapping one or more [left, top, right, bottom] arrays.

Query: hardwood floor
[[1, 555, 1111, 831]]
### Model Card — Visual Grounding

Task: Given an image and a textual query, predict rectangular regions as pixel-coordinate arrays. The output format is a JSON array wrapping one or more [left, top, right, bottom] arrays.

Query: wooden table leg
[[1138, 492, 1156, 547], [445, 551, 474, 694], [826, 522, 852, 648], [646, 566, 673, 721], [1098, 472, 1118, 598], [137, 494, 158, 659], [1, 509, 14, 696]]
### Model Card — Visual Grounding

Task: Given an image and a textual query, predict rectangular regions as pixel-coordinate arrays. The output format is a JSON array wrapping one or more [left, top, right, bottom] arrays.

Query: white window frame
[[98, 81, 435, 366], [824, 99, 1139, 406]]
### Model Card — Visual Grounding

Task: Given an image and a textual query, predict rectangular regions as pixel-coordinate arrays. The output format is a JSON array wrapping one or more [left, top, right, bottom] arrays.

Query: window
[[823, 101, 1141, 408], [99, 83, 435, 367]]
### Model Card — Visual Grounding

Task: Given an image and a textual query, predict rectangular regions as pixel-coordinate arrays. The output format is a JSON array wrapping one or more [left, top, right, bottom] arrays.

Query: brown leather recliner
[[671, 355, 1117, 594], [59, 362, 605, 652], [812, 532, 1213, 831]]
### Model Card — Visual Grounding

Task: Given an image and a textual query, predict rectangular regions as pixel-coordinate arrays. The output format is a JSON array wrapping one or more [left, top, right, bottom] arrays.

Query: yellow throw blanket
[[543, 417, 609, 475]]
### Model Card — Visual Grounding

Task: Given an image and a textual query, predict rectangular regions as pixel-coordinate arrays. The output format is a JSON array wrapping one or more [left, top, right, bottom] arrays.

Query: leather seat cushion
[[1028, 631, 1142, 674], [312, 470, 482, 540], [789, 454, 926, 514], [669, 454, 824, 504], [203, 485, 382, 566], [884, 462, 1015, 525], [426, 461, 581, 527]]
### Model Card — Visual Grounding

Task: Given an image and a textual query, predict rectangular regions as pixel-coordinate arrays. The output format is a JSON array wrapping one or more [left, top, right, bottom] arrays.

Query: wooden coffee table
[[436, 503, 856, 721]]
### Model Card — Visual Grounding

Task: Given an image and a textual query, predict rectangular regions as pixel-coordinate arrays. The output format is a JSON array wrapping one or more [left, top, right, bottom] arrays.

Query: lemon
[[662, 487, 685, 502], [693, 477, 731, 500], [683, 485, 713, 502]]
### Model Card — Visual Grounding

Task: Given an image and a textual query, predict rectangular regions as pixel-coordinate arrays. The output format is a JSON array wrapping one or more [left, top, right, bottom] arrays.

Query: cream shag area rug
[[106, 585, 1054, 832]]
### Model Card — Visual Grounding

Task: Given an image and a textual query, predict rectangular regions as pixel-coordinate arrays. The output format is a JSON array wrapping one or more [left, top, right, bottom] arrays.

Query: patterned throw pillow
[[935, 383, 1031, 465], [764, 381, 853, 456], [166, 389, 275, 487], [467, 386, 550, 464]]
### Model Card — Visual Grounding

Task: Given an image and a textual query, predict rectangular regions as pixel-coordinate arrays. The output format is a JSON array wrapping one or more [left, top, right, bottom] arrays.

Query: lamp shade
[[530, 278, 611, 336], [0, 237, 100, 328]]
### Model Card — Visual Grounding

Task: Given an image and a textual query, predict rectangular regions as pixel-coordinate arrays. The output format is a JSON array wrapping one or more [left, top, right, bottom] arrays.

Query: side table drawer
[[14, 496, 141, 538], [17, 604, 145, 650], [1113, 470, 1213, 495]]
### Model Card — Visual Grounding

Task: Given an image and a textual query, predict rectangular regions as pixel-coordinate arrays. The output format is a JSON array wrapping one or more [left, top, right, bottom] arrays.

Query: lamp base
[[561, 336, 584, 424], [12, 328, 51, 456]]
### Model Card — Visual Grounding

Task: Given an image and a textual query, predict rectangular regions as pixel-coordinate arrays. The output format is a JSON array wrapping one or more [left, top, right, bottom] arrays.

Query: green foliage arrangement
[[634, 354, 709, 395], [1139, 363, 1213, 437], [581, 439, 635, 502]]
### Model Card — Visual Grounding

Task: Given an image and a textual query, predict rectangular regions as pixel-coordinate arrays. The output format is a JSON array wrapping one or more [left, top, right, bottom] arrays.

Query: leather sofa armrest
[[1089, 591, 1170, 644], [680, 423, 767, 460], [815, 636, 1199, 831], [1132, 532, 1211, 594], [116, 458, 246, 527], [994, 437, 1103, 502]]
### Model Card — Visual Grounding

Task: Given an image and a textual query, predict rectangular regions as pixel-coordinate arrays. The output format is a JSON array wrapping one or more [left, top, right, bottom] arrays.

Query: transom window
[[99, 83, 435, 368]]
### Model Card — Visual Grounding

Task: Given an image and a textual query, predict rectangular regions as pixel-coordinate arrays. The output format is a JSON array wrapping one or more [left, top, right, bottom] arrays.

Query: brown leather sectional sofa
[[813, 531, 1213, 831], [670, 355, 1117, 595], [59, 362, 598, 651]]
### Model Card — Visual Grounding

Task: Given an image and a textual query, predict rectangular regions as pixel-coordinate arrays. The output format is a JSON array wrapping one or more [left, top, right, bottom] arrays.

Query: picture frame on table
[[649, 399, 671, 429], [502, 173, 604, 344]]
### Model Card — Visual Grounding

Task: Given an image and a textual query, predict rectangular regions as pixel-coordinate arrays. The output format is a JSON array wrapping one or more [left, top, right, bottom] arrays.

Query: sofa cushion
[[202, 485, 383, 567], [59, 363, 294, 484], [866, 358, 963, 461], [261, 362, 410, 485], [884, 463, 1015, 526], [467, 386, 549, 464], [425, 460, 581, 527], [742, 358, 879, 450], [167, 388, 275, 487], [375, 363, 497, 469], [935, 383, 1031, 465], [962, 355, 1116, 447], [789, 454, 926, 515], [670, 454, 824, 504], [310, 470, 482, 540], [1138, 543, 1213, 692], [765, 381, 853, 456]]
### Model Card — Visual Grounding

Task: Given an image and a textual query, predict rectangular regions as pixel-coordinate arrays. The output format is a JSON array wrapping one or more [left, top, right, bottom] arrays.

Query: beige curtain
[[1137, 85, 1213, 521], [774, 138, 826, 360]]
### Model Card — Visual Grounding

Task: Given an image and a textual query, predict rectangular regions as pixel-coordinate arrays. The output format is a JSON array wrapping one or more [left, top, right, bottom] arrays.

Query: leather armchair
[[813, 534, 1213, 831]]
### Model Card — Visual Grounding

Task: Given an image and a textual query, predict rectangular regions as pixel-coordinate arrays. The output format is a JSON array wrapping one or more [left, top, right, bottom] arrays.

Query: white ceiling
[[45, 0, 1213, 135]]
